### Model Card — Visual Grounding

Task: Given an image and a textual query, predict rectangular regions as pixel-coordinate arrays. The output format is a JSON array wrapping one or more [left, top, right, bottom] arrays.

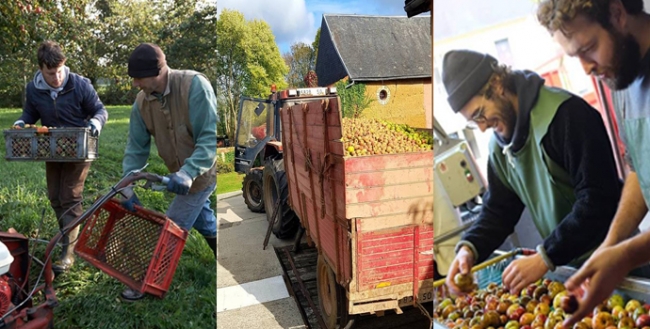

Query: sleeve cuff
[[455, 240, 479, 263], [536, 244, 556, 272]]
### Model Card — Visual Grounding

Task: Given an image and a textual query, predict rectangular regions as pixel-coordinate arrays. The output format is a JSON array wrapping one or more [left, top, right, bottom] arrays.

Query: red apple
[[637, 314, 650, 328], [560, 294, 579, 314]]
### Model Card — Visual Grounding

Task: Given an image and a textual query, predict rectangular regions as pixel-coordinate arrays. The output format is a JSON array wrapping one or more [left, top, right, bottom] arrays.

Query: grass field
[[0, 106, 215, 328], [216, 172, 243, 195]]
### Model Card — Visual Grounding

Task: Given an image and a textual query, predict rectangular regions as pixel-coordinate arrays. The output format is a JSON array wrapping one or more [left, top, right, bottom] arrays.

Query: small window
[[377, 86, 390, 105]]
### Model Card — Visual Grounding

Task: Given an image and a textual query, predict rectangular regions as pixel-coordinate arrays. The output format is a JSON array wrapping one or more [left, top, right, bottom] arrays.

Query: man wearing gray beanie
[[441, 49, 625, 296]]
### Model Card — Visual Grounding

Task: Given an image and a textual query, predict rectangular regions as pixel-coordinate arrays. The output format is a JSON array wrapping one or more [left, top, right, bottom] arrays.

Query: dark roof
[[434, 0, 536, 40], [315, 15, 432, 87]]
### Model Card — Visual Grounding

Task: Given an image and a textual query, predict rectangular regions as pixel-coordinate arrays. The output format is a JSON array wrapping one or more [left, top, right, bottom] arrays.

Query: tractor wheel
[[263, 157, 299, 240], [242, 168, 265, 213], [317, 254, 349, 329]]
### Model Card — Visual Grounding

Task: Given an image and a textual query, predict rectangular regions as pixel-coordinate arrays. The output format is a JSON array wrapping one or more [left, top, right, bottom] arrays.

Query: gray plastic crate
[[4, 127, 98, 162]]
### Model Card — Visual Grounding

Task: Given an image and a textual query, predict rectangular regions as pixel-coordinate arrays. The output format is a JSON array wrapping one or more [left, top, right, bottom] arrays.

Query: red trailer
[[280, 98, 434, 328]]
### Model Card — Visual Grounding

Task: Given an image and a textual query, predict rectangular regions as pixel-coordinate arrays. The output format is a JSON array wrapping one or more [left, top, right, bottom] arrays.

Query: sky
[[217, 0, 410, 54]]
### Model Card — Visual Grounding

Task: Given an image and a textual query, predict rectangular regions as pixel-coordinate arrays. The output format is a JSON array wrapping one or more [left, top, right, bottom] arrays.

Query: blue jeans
[[166, 182, 216, 237]]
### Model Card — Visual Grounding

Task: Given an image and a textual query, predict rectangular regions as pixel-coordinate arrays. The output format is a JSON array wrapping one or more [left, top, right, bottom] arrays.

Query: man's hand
[[12, 120, 25, 129], [446, 246, 475, 296], [562, 244, 634, 329], [167, 170, 193, 195], [502, 253, 548, 295], [119, 185, 142, 212], [88, 118, 101, 137]]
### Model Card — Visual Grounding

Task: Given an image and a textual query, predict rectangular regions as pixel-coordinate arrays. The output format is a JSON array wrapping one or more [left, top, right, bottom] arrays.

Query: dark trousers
[[45, 162, 91, 221]]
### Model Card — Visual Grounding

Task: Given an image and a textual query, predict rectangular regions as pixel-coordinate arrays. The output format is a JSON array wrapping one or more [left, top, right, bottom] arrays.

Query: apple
[[552, 309, 565, 319], [594, 304, 609, 317], [582, 317, 593, 329], [543, 279, 552, 287], [626, 300, 642, 314], [553, 291, 568, 310], [500, 314, 509, 325], [560, 294, 579, 314], [526, 300, 540, 314], [520, 312, 535, 326], [452, 273, 472, 291], [544, 316, 559, 329], [548, 282, 566, 299], [634, 307, 647, 321], [539, 294, 552, 306], [470, 316, 482, 327], [644, 304, 650, 312], [532, 314, 548, 328], [443, 305, 458, 319], [521, 326, 531, 329], [618, 316, 635, 329], [592, 312, 615, 329], [506, 320, 521, 329], [611, 306, 626, 319], [637, 314, 650, 328], [448, 311, 461, 321], [574, 322, 590, 329], [608, 294, 625, 311], [526, 284, 538, 298], [498, 300, 513, 314], [535, 303, 551, 316], [471, 325, 483, 329], [510, 306, 526, 321], [521, 296, 533, 307], [464, 309, 475, 319], [533, 287, 549, 301], [508, 304, 523, 318], [439, 298, 453, 309]]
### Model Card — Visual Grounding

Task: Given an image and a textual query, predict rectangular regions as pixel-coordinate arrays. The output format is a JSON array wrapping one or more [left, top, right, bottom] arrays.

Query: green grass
[[0, 106, 215, 328], [216, 172, 244, 195]]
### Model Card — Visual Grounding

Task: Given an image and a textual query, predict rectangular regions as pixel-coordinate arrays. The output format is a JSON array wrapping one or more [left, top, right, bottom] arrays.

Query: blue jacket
[[20, 72, 108, 128]]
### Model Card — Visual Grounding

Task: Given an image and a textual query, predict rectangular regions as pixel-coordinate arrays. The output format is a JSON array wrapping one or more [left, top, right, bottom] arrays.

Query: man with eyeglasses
[[441, 49, 623, 296]]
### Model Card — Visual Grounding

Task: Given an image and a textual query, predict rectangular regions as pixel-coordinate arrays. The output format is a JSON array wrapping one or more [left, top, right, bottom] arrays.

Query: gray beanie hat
[[442, 50, 498, 113]]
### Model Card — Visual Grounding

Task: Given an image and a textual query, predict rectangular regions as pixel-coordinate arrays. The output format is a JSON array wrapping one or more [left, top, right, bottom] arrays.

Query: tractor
[[234, 85, 339, 239]]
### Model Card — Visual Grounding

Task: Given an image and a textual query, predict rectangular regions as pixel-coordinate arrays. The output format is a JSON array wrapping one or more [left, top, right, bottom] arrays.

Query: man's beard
[[493, 95, 518, 141], [603, 31, 642, 90]]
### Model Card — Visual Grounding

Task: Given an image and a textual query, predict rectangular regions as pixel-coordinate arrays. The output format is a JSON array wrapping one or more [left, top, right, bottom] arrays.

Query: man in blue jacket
[[13, 40, 108, 274], [119, 43, 217, 301]]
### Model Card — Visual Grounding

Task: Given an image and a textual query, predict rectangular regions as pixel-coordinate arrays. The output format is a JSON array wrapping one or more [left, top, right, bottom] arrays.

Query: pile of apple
[[434, 277, 650, 329], [341, 118, 433, 157]]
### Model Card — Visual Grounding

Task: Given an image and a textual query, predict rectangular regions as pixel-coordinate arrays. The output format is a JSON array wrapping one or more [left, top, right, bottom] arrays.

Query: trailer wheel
[[263, 157, 299, 239], [242, 168, 265, 213], [317, 254, 348, 329]]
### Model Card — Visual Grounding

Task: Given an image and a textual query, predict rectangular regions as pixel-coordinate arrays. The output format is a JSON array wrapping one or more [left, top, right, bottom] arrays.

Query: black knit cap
[[128, 43, 167, 78], [442, 50, 498, 113]]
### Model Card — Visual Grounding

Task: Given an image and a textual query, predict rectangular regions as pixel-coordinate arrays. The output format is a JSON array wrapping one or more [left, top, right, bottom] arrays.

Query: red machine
[[0, 170, 179, 328]]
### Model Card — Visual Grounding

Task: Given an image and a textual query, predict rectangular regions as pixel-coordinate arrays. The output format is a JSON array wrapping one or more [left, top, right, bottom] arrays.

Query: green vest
[[489, 87, 576, 242]]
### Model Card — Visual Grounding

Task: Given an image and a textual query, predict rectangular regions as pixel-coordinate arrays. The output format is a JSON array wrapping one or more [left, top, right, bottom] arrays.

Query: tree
[[217, 9, 288, 141], [335, 80, 373, 118], [283, 42, 315, 88]]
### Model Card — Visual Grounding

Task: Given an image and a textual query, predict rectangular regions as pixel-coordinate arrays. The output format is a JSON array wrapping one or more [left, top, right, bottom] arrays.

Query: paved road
[[216, 191, 432, 329]]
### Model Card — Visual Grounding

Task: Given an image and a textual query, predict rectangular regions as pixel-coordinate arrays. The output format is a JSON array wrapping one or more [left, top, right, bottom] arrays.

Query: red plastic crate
[[74, 198, 188, 298]]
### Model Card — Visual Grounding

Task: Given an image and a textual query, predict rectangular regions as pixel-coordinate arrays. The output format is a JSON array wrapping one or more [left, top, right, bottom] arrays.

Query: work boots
[[205, 236, 216, 258], [52, 215, 79, 274]]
